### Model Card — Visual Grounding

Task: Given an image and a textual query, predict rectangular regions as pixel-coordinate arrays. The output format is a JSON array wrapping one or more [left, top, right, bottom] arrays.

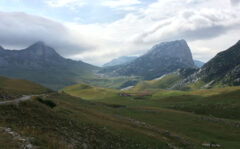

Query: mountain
[[0, 42, 98, 90], [103, 56, 138, 67], [199, 40, 240, 85], [174, 40, 240, 89], [194, 60, 205, 68], [100, 40, 195, 80]]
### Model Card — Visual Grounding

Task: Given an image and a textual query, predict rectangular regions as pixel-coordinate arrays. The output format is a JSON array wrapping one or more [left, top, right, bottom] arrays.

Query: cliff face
[[100, 39, 195, 79], [145, 39, 194, 67]]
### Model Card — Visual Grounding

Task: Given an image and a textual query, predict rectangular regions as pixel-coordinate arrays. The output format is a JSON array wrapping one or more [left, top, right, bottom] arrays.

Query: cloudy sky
[[0, 0, 240, 66]]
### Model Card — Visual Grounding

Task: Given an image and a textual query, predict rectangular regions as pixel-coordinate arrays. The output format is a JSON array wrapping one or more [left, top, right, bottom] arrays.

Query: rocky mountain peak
[[147, 39, 195, 67], [100, 39, 195, 79], [32, 41, 45, 46], [25, 41, 59, 57]]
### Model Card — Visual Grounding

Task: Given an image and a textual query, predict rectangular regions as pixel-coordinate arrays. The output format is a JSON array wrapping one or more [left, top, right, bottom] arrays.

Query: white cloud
[[1, 0, 240, 66], [102, 0, 141, 10], [46, 0, 86, 9], [0, 11, 95, 56]]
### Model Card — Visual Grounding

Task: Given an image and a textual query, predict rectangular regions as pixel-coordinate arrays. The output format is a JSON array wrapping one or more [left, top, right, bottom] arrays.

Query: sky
[[0, 0, 240, 66]]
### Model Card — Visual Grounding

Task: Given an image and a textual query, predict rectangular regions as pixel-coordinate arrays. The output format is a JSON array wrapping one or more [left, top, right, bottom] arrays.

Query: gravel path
[[0, 95, 36, 105]]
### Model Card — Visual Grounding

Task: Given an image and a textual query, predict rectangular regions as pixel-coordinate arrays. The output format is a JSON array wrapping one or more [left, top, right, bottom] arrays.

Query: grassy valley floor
[[1, 80, 240, 148], [62, 85, 240, 149]]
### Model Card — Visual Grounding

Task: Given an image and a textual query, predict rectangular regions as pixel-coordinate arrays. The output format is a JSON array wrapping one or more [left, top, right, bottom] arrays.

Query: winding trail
[[0, 95, 35, 105]]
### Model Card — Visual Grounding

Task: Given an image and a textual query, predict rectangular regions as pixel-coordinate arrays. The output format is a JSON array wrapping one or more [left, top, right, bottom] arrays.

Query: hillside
[[1, 71, 240, 148], [200, 40, 240, 84], [61, 82, 240, 149], [100, 40, 195, 80], [114, 68, 196, 92], [62, 84, 120, 101], [0, 76, 51, 100], [0, 42, 99, 90], [130, 73, 183, 92], [174, 40, 240, 89]]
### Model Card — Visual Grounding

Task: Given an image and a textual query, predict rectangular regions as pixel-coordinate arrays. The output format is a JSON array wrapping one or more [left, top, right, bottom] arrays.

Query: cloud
[[46, 0, 86, 9], [102, 0, 141, 7], [101, 0, 141, 10], [133, 8, 240, 44], [0, 0, 240, 66], [0, 11, 95, 56], [231, 0, 240, 5]]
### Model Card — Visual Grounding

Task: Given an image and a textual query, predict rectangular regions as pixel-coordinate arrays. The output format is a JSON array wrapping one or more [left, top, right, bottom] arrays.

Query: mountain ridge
[[0, 42, 99, 90], [170, 40, 240, 89], [100, 39, 195, 79]]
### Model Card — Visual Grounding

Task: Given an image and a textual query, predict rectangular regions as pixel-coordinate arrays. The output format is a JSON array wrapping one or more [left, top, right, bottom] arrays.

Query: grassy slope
[[62, 84, 121, 101], [131, 73, 182, 92], [0, 76, 51, 100], [63, 84, 240, 149], [82, 76, 140, 90], [0, 94, 170, 149], [1, 76, 240, 148], [63, 84, 240, 121]]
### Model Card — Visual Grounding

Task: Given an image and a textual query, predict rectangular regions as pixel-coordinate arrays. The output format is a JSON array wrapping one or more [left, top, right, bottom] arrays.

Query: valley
[[1, 80, 240, 149], [0, 40, 240, 149], [1, 1, 240, 148]]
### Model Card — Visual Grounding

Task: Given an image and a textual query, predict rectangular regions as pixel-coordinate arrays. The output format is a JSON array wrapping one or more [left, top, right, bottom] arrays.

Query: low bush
[[36, 97, 56, 108]]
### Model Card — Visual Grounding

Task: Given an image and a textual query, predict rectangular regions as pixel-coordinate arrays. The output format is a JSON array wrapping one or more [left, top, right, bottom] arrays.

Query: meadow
[[1, 78, 240, 148]]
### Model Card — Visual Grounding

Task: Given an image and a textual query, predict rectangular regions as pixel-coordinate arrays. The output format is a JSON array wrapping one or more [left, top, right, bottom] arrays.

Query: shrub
[[36, 97, 56, 108]]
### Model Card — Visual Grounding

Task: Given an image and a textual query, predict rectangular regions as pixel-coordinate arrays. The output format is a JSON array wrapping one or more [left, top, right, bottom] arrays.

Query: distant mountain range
[[194, 60, 205, 68], [100, 40, 196, 79], [104, 56, 204, 68], [103, 56, 138, 67], [0, 42, 98, 90], [134, 40, 240, 91], [1, 39, 239, 91]]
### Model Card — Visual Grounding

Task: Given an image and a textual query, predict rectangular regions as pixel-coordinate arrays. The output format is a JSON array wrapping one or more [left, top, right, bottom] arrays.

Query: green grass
[[63, 83, 240, 121], [0, 76, 52, 101], [62, 84, 121, 101], [0, 128, 21, 149], [62, 83, 240, 148], [0, 94, 171, 149], [2, 75, 240, 148], [82, 76, 141, 89], [131, 73, 182, 92]]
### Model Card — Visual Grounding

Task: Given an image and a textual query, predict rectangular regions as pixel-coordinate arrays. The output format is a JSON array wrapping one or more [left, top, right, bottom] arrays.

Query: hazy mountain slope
[[103, 56, 137, 67], [194, 60, 205, 68], [0, 42, 99, 90], [100, 40, 195, 80]]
